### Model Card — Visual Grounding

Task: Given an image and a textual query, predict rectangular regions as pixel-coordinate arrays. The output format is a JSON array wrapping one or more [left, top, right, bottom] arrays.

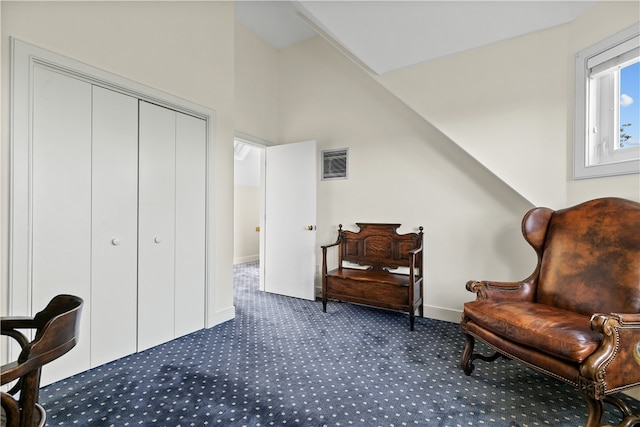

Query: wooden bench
[[321, 223, 424, 330]]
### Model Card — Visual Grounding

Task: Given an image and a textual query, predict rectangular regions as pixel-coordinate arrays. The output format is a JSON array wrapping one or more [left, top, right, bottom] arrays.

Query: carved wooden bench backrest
[[339, 223, 423, 271], [528, 198, 640, 316]]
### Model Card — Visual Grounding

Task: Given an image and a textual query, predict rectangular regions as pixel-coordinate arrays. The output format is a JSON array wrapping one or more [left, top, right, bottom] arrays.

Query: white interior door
[[91, 86, 139, 366], [138, 101, 177, 351], [264, 140, 317, 301]]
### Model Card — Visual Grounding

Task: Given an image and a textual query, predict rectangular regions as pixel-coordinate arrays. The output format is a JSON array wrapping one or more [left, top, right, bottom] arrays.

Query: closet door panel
[[174, 113, 207, 337], [138, 101, 176, 351], [91, 86, 139, 366], [32, 66, 92, 383]]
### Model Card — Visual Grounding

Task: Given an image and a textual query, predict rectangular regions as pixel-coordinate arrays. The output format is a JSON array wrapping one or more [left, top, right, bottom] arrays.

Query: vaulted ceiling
[[235, 1, 595, 75], [235, 1, 600, 207]]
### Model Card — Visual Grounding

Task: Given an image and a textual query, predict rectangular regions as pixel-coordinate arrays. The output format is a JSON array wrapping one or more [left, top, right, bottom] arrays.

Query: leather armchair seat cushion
[[464, 300, 602, 363]]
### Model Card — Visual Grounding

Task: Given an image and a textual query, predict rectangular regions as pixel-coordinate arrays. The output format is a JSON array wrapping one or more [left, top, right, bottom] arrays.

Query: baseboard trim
[[209, 306, 235, 328], [234, 255, 259, 264], [423, 305, 462, 324], [623, 386, 640, 400]]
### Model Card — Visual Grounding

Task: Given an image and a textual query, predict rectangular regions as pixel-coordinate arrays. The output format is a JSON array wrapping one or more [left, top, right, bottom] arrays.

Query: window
[[574, 24, 640, 179]]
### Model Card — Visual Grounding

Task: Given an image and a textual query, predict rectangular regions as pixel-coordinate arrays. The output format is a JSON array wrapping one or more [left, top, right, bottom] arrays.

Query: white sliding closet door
[[175, 114, 207, 337], [138, 101, 177, 351], [91, 86, 139, 366], [32, 66, 92, 384]]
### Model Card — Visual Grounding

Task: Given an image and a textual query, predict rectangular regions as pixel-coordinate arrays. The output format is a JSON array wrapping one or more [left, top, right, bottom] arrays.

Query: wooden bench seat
[[321, 223, 424, 330]]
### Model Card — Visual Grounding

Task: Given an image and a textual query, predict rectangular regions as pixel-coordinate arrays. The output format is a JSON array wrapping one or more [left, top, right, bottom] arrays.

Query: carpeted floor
[[40, 261, 639, 426]]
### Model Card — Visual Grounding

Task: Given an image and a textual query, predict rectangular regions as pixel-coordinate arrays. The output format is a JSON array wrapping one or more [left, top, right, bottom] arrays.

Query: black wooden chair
[[1, 295, 83, 427]]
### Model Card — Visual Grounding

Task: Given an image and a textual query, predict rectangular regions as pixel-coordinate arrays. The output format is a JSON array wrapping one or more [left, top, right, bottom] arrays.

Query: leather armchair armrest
[[579, 313, 640, 398], [465, 278, 536, 302]]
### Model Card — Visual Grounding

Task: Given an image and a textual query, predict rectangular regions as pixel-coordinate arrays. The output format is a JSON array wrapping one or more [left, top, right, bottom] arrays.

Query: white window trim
[[573, 23, 640, 179]]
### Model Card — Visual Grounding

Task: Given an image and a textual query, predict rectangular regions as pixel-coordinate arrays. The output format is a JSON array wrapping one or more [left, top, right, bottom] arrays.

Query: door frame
[[9, 38, 217, 326], [233, 135, 319, 300], [233, 133, 269, 292]]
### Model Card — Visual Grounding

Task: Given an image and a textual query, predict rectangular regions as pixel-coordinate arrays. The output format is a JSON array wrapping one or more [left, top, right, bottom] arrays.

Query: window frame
[[573, 23, 640, 179]]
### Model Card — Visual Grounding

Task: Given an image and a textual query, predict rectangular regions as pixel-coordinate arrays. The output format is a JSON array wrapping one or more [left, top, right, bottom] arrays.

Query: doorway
[[233, 138, 265, 290], [233, 137, 318, 300]]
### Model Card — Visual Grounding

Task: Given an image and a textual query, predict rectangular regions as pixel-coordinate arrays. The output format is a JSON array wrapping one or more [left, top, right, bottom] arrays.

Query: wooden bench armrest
[[407, 247, 422, 257], [321, 240, 341, 250], [321, 238, 342, 276]]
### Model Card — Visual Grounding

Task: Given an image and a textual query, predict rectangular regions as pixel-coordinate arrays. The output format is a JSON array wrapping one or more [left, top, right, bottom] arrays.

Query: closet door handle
[[111, 238, 120, 246], [154, 237, 162, 244]]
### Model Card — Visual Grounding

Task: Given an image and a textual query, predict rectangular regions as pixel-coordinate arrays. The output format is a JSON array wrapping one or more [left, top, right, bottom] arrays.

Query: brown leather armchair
[[461, 197, 640, 427]]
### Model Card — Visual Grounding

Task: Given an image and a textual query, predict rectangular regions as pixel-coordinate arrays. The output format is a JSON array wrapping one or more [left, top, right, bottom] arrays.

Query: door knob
[[111, 238, 120, 246], [154, 237, 162, 243], [306, 225, 316, 231]]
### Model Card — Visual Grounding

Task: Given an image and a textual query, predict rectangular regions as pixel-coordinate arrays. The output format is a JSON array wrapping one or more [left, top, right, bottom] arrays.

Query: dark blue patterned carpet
[[40, 261, 639, 426]]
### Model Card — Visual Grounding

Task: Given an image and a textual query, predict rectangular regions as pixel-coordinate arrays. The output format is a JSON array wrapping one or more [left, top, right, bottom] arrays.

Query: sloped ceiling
[[235, 1, 595, 74], [235, 0, 599, 207]]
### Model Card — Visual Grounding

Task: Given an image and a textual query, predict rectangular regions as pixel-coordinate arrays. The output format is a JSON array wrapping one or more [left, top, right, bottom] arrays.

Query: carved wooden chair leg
[[584, 395, 605, 427], [462, 333, 504, 375], [603, 395, 640, 427], [461, 333, 475, 375]]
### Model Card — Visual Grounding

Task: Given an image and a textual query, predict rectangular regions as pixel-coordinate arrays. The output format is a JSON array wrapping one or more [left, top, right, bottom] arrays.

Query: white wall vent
[[322, 148, 348, 180]]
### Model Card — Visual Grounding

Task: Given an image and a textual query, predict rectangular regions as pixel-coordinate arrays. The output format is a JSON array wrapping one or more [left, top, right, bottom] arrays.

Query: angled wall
[[277, 36, 534, 322], [372, 0, 640, 208]]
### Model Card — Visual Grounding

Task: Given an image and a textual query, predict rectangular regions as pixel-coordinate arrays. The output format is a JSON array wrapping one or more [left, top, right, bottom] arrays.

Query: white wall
[[1, 1, 236, 325], [277, 36, 534, 322], [373, 0, 639, 209], [376, 25, 570, 208], [235, 23, 279, 144], [233, 23, 279, 266], [234, 145, 262, 264]]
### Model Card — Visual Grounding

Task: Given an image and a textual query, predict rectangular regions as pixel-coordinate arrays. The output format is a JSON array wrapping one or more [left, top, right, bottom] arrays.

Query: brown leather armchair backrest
[[533, 197, 640, 316]]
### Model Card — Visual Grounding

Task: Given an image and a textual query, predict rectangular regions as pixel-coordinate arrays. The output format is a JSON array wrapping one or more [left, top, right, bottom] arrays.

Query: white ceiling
[[235, 0, 596, 75]]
